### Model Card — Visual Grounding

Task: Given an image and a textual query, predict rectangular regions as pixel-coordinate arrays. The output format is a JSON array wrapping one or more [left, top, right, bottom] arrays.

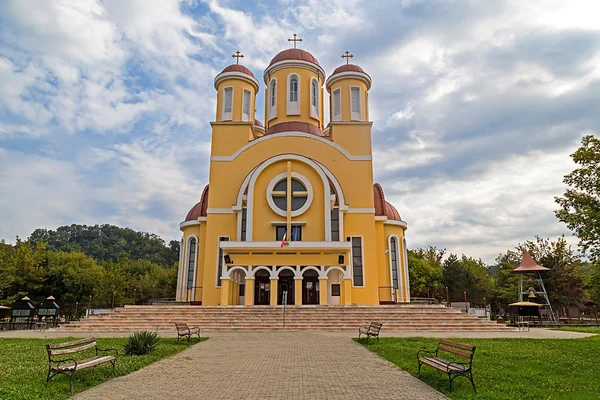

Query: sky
[[0, 0, 598, 264]]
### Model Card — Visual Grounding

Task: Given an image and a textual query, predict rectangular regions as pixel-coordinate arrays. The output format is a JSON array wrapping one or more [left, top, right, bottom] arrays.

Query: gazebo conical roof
[[511, 251, 550, 273]]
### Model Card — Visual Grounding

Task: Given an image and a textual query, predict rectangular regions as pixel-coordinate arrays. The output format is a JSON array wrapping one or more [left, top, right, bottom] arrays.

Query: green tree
[[408, 247, 445, 299], [555, 135, 600, 261], [45, 251, 105, 304], [443, 254, 491, 305]]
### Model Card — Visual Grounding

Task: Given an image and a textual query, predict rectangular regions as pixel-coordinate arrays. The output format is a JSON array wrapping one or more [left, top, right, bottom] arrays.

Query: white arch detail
[[276, 266, 298, 278], [300, 266, 324, 278], [325, 266, 346, 277], [251, 265, 274, 278], [210, 132, 372, 162], [181, 234, 199, 301], [227, 266, 249, 279]]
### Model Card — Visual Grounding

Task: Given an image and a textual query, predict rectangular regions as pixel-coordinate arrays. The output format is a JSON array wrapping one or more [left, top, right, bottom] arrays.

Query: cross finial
[[287, 33, 303, 49], [341, 51, 354, 65], [232, 50, 244, 64]]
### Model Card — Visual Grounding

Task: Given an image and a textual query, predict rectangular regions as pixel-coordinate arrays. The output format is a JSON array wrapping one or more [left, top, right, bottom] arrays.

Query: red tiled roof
[[373, 183, 402, 221], [185, 185, 209, 221], [332, 64, 365, 75], [512, 252, 550, 273], [265, 121, 325, 137], [269, 49, 320, 67], [221, 64, 254, 78], [254, 119, 264, 127]]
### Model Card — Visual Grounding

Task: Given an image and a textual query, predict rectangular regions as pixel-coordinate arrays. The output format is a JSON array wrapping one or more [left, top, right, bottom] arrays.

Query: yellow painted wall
[[215, 78, 256, 122], [328, 78, 369, 122]]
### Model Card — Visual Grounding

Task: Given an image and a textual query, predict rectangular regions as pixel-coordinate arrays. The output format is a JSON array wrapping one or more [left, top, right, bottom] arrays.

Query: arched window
[[287, 74, 300, 115], [186, 237, 197, 290], [242, 89, 251, 122], [390, 237, 399, 289], [332, 88, 341, 121], [269, 79, 277, 120], [351, 86, 361, 120], [310, 78, 319, 119], [222, 87, 233, 121]]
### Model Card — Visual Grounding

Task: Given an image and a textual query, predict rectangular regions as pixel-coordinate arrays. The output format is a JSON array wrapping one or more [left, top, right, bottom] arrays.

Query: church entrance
[[302, 269, 319, 305], [254, 270, 270, 305], [277, 269, 295, 305]]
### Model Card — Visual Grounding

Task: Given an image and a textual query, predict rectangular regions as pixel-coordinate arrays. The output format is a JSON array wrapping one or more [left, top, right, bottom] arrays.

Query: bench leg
[[417, 361, 422, 374], [448, 373, 455, 392], [468, 371, 476, 393]]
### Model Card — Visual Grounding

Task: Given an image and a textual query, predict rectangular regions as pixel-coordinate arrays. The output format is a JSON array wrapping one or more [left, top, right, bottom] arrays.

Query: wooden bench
[[46, 338, 118, 393], [417, 339, 476, 393], [175, 322, 201, 342], [358, 322, 383, 343]]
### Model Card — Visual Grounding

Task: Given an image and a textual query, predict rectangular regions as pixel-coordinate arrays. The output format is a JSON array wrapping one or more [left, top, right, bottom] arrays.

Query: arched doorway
[[278, 269, 295, 305], [254, 269, 270, 305], [302, 269, 320, 305]]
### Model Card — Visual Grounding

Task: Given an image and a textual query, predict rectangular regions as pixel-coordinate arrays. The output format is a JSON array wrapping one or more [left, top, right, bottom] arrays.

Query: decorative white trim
[[384, 220, 408, 229], [264, 59, 326, 84], [326, 70, 372, 91], [268, 78, 277, 121], [271, 221, 307, 226], [350, 85, 362, 121], [328, 121, 373, 125], [182, 235, 199, 301], [242, 88, 252, 122], [286, 73, 300, 115], [374, 216, 387, 221], [266, 172, 313, 218], [207, 208, 235, 214], [176, 237, 184, 301], [214, 71, 259, 92], [220, 241, 351, 250], [332, 88, 341, 122], [310, 77, 320, 120], [209, 132, 372, 162], [246, 154, 331, 241], [222, 86, 234, 121], [179, 220, 200, 230], [215, 236, 230, 287], [346, 208, 375, 214]]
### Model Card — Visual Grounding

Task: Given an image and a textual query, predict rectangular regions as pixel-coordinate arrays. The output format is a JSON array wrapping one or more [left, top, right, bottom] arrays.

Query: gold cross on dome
[[341, 51, 353, 65], [288, 33, 303, 49], [232, 50, 244, 64]]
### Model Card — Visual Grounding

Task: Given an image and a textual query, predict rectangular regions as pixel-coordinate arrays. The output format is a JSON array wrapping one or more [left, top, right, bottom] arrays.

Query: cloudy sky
[[0, 0, 597, 263]]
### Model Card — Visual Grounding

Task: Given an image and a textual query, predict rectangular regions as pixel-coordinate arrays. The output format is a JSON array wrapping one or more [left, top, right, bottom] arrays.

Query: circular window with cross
[[266, 172, 313, 217]]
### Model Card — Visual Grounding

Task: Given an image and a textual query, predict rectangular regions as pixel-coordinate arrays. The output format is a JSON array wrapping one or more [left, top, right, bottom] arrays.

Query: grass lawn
[[358, 334, 600, 400], [553, 327, 600, 334], [0, 336, 206, 400]]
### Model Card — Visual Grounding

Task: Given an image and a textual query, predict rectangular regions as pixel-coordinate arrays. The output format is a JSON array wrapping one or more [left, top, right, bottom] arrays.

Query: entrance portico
[[218, 241, 352, 306]]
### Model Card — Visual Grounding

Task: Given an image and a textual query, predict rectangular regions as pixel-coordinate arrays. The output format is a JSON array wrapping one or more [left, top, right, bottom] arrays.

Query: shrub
[[124, 331, 160, 356]]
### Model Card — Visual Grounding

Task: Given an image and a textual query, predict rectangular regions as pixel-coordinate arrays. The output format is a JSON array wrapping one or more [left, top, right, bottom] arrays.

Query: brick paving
[[74, 332, 446, 400]]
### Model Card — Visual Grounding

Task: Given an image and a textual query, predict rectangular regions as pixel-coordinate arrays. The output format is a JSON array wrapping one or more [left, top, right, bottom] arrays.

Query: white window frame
[[287, 73, 300, 115], [348, 235, 365, 287], [268, 79, 277, 120], [242, 89, 251, 122], [222, 86, 234, 121], [332, 88, 341, 122], [388, 234, 401, 301], [365, 91, 369, 121], [310, 78, 319, 120], [183, 235, 199, 301], [215, 236, 230, 288], [350, 86, 362, 121], [402, 237, 410, 301]]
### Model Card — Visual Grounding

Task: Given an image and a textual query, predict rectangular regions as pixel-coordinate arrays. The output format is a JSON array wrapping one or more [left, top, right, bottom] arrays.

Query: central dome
[[268, 48, 320, 67]]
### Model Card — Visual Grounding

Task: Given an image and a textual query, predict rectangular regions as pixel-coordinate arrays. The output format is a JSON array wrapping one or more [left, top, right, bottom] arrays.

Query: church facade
[[176, 41, 410, 306]]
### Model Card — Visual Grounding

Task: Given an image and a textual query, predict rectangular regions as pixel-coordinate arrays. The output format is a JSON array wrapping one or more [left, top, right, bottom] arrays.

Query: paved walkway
[[73, 332, 446, 400]]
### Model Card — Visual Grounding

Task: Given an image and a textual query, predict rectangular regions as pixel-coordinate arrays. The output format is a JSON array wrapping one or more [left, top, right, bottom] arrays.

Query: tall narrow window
[[242, 89, 251, 121], [269, 80, 277, 119], [216, 236, 229, 287], [351, 87, 361, 120], [333, 88, 341, 121], [390, 237, 399, 289], [310, 79, 319, 119], [222, 87, 233, 120], [348, 236, 364, 286], [241, 209, 247, 241], [331, 208, 339, 241], [403, 237, 410, 296], [365, 91, 370, 121], [187, 238, 197, 289], [287, 74, 300, 115]]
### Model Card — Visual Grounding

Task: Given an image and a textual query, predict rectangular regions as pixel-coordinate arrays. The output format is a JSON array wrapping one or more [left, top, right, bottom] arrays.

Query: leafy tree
[[443, 254, 491, 305], [555, 135, 600, 261], [408, 247, 445, 299]]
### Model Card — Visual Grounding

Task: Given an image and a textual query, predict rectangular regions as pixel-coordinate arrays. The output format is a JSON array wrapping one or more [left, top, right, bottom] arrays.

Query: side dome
[[269, 49, 320, 67], [184, 185, 209, 221], [221, 64, 255, 77], [331, 64, 365, 75], [326, 63, 372, 91], [214, 64, 259, 91], [373, 183, 402, 221]]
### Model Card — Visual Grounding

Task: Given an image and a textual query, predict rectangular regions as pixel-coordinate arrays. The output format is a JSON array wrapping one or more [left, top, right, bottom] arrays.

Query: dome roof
[[269, 49, 320, 67], [185, 185, 209, 222], [332, 64, 365, 75], [254, 119, 264, 127], [373, 183, 402, 221], [220, 64, 254, 77], [265, 121, 325, 137]]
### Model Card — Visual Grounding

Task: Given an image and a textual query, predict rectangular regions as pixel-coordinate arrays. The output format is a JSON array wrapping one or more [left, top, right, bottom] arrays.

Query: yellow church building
[[176, 39, 410, 306]]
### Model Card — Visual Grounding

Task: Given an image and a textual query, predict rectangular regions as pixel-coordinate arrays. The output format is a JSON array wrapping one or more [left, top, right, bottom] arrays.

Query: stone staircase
[[59, 304, 512, 332]]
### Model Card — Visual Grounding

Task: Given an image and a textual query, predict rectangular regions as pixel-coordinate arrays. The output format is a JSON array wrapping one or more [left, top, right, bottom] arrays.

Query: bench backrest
[[46, 338, 97, 358], [437, 339, 475, 360], [369, 322, 383, 332], [175, 322, 189, 330]]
